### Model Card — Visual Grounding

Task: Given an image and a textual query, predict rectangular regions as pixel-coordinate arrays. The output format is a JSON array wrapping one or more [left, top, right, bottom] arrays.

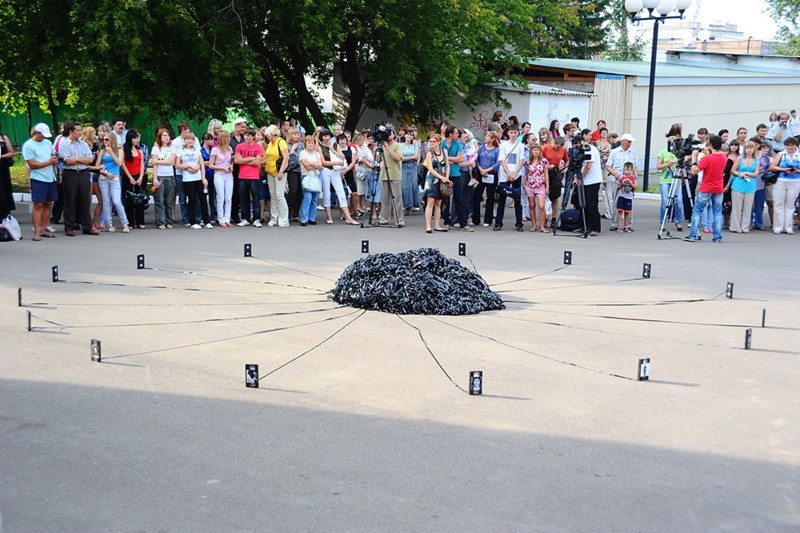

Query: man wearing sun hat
[[22, 123, 59, 240], [605, 133, 639, 230]]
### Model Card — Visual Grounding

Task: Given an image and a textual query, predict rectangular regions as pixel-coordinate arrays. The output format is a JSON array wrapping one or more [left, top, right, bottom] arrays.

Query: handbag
[[285, 152, 300, 173], [439, 180, 453, 197], [762, 171, 779, 185], [302, 173, 322, 193], [763, 154, 783, 185], [127, 185, 150, 209]]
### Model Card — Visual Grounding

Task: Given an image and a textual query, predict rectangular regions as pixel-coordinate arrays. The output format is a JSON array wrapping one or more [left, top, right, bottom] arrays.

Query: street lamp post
[[625, 0, 692, 191]]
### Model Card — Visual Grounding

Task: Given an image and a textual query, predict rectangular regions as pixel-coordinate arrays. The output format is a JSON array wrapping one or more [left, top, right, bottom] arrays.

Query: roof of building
[[490, 82, 594, 97], [528, 57, 798, 79]]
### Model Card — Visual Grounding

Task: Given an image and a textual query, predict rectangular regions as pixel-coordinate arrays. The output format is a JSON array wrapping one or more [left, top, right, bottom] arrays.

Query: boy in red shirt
[[685, 135, 726, 242]]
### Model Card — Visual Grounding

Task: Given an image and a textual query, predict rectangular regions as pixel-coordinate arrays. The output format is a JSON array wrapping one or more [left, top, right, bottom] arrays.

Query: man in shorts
[[22, 124, 60, 241]]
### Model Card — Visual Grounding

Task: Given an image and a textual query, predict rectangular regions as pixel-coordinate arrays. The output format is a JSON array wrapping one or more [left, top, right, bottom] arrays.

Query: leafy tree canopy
[[767, 0, 800, 54], [0, 0, 586, 131]]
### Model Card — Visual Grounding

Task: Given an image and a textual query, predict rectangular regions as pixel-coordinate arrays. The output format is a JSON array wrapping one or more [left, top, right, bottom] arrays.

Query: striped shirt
[[58, 137, 93, 170]]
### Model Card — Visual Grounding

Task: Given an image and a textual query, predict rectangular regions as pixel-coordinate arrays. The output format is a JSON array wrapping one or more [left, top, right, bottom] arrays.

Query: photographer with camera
[[684, 135, 726, 243], [376, 126, 405, 227], [768, 112, 791, 153], [657, 124, 687, 232], [570, 135, 603, 236]]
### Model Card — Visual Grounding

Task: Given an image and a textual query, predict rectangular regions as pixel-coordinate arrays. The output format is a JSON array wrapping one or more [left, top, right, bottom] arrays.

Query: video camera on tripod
[[568, 140, 591, 172], [667, 134, 702, 166], [369, 121, 393, 156]]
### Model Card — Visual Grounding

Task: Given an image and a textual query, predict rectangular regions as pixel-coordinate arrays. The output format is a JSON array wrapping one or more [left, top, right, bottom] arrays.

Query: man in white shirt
[[494, 124, 526, 231], [605, 133, 639, 228], [788, 110, 800, 138], [572, 136, 603, 236]]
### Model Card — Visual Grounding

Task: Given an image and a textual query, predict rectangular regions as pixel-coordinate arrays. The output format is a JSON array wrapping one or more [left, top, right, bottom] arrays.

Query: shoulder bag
[[762, 154, 783, 185]]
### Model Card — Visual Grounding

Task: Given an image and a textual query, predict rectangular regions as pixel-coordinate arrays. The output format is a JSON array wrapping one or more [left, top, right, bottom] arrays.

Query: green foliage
[[603, 0, 646, 61], [767, 0, 800, 54], [0, 0, 577, 132]]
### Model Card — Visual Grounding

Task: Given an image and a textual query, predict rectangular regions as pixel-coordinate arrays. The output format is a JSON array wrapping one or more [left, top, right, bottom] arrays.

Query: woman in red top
[[122, 129, 147, 229]]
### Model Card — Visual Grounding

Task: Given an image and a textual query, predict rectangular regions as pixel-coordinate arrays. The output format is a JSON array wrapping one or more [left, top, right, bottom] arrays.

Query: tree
[[767, 0, 800, 54], [1, 0, 579, 132], [535, 0, 614, 59], [602, 0, 645, 61], [0, 0, 79, 130]]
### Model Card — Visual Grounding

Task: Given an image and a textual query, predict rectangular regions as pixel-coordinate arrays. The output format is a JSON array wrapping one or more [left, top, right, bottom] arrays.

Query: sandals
[[426, 229, 433, 234], [32, 235, 42, 241], [108, 226, 117, 233], [122, 225, 131, 233], [40, 233, 56, 238], [138, 225, 146, 230], [541, 229, 549, 234], [345, 220, 359, 225]]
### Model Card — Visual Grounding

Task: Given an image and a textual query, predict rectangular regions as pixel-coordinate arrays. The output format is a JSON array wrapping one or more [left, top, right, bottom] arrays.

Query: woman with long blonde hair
[[209, 130, 234, 226]]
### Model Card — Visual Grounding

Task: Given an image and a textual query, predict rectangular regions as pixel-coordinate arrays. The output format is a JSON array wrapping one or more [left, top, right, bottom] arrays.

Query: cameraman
[[571, 136, 603, 236], [377, 127, 405, 227], [685, 135, 726, 243]]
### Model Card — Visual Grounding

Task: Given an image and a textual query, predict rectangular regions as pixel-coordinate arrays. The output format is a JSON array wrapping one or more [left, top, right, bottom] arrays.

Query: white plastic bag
[[1, 214, 21, 241]]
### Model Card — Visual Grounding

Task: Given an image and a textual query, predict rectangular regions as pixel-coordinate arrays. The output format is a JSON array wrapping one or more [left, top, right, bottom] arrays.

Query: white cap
[[233, 117, 247, 125], [33, 123, 52, 138], [620, 133, 636, 142]]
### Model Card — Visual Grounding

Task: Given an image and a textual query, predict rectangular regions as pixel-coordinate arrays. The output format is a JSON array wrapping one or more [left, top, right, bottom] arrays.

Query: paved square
[[1, 199, 798, 531]]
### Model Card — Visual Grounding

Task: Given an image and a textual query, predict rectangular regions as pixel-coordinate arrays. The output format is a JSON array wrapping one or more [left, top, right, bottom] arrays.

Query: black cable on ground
[[490, 265, 570, 288], [27, 299, 331, 308], [252, 255, 335, 282], [55, 278, 313, 296], [397, 315, 468, 394], [258, 309, 365, 381], [28, 305, 343, 331], [141, 266, 326, 293], [427, 315, 633, 381], [496, 276, 646, 294], [484, 312, 740, 350], [504, 290, 727, 308], [102, 309, 363, 360]]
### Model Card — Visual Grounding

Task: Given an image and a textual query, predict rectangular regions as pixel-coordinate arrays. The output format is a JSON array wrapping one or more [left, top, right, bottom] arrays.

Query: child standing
[[616, 162, 636, 233], [523, 143, 549, 232]]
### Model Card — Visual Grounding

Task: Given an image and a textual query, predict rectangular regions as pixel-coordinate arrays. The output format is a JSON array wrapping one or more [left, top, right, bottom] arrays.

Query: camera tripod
[[657, 164, 693, 240], [552, 168, 589, 239], [363, 145, 402, 229]]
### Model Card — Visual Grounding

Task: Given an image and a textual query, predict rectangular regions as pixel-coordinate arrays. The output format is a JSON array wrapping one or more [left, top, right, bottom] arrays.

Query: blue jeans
[[659, 182, 683, 224], [401, 162, 419, 208], [751, 188, 766, 228], [688, 191, 723, 241], [300, 190, 320, 223]]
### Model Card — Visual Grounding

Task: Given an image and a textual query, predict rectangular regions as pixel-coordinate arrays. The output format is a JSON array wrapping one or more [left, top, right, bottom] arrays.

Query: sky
[[682, 0, 778, 40]]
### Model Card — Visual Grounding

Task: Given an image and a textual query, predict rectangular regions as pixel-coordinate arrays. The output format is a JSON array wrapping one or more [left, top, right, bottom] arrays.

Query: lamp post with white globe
[[625, 0, 693, 192]]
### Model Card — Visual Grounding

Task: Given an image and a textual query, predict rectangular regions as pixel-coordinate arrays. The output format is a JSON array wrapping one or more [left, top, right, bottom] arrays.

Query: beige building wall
[[588, 77, 627, 134], [627, 81, 800, 167]]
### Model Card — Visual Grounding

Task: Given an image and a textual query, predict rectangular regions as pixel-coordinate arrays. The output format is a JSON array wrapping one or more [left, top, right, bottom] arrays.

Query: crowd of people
[[12, 110, 800, 241], [658, 114, 800, 241]]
